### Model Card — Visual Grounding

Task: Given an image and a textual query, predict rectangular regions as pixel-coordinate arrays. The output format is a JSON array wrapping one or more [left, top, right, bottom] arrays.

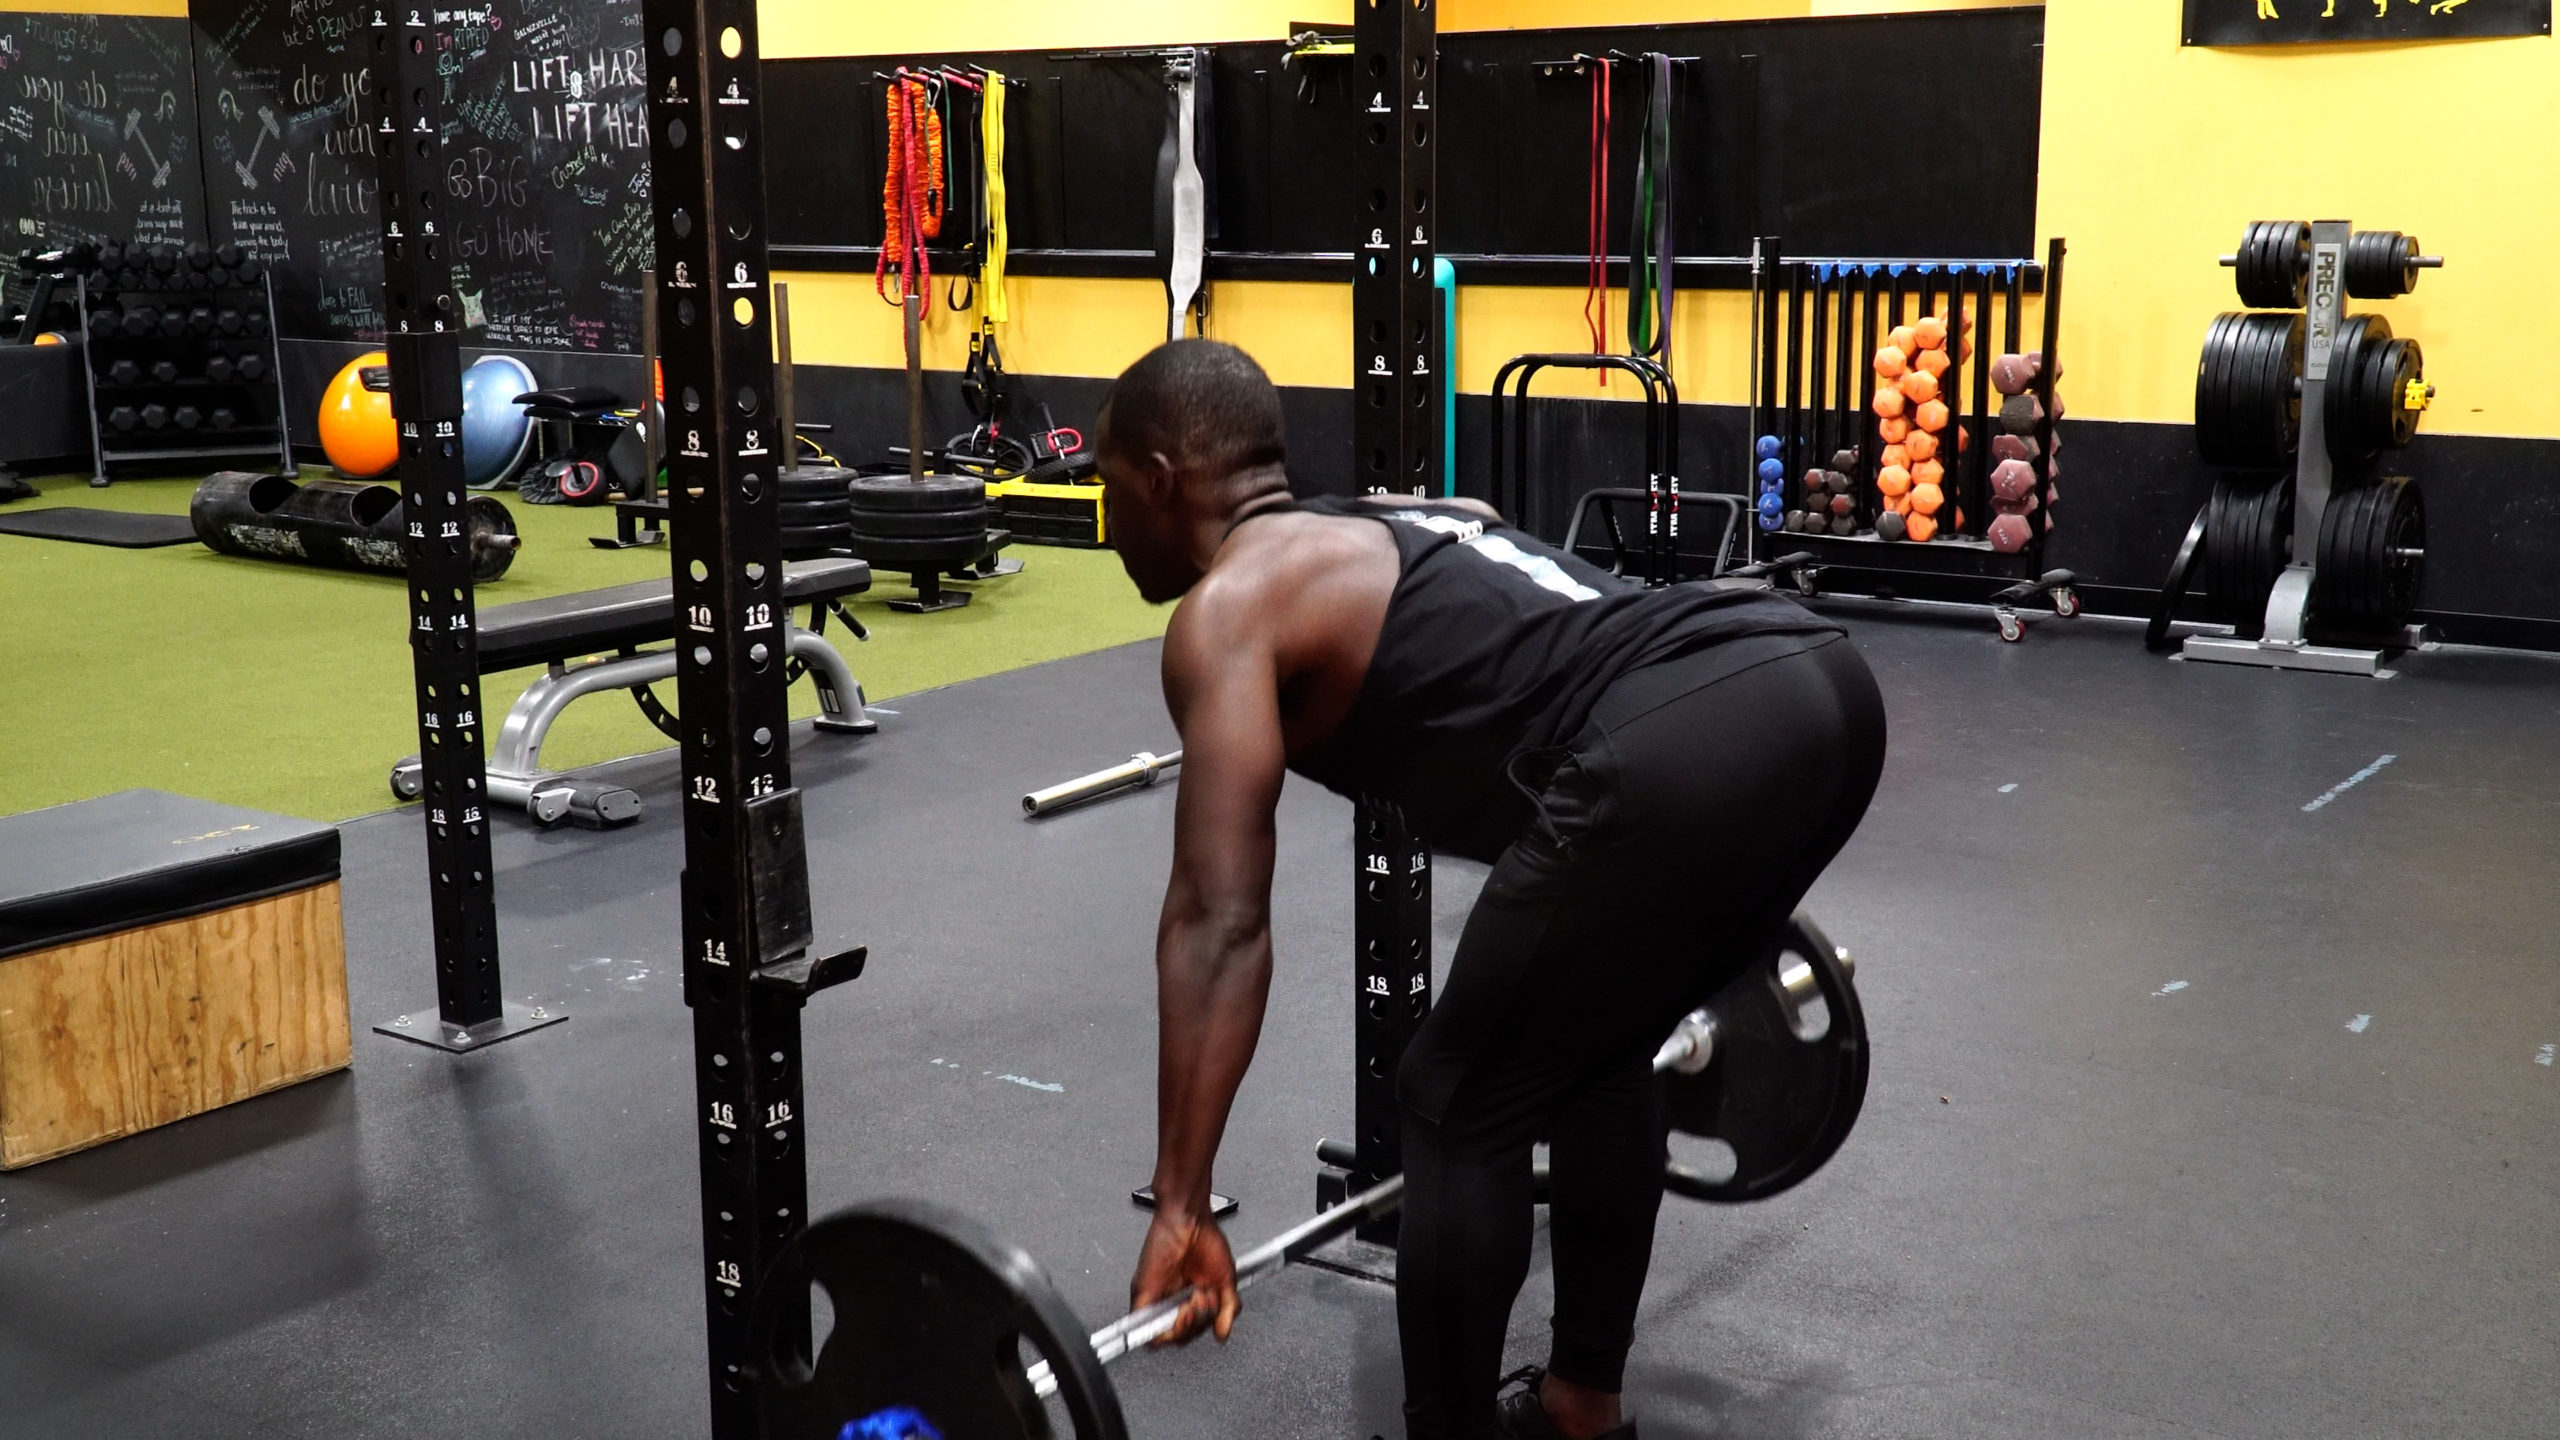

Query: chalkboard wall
[[189, 0, 652, 350], [0, 13, 205, 254]]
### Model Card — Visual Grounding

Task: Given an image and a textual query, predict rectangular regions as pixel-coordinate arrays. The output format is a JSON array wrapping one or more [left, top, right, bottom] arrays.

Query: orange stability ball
[[319, 351, 398, 479]]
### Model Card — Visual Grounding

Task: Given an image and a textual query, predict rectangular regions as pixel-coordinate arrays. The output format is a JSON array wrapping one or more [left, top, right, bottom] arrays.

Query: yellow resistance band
[[977, 69, 1010, 327]]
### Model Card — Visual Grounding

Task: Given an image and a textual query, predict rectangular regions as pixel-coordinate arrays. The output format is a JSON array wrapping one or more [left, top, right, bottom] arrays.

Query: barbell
[[749, 915, 1866, 1440], [1023, 750, 1183, 818]]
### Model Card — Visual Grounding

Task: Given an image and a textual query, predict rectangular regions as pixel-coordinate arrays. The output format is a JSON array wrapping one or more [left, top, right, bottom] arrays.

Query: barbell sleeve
[[1021, 749, 1184, 818], [1028, 1002, 1728, 1397]]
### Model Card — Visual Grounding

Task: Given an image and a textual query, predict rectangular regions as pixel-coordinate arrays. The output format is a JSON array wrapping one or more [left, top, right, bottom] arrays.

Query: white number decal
[[691, 776, 720, 802]]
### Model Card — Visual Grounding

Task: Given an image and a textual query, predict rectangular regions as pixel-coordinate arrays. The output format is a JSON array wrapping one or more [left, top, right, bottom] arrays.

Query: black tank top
[[1278, 495, 1842, 862]]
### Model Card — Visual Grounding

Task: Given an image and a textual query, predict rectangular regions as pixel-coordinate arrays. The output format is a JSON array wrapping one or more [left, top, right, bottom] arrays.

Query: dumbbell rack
[[1742, 237, 2075, 642], [77, 251, 293, 488], [2173, 219, 2438, 676]]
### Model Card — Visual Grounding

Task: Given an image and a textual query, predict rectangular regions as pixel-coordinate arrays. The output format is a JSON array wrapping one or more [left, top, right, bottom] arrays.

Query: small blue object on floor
[[840, 1407, 943, 1440], [0, 506, 197, 547]]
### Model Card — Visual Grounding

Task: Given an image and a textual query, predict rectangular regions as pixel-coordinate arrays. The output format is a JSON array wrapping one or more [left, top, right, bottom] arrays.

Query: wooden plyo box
[[0, 791, 348, 1170]]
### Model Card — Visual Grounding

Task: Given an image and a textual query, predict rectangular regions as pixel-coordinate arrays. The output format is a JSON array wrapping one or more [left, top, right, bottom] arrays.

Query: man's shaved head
[[1098, 339, 1286, 487]]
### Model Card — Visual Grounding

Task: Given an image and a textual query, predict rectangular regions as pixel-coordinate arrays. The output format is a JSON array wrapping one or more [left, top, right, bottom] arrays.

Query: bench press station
[[389, 557, 877, 826]]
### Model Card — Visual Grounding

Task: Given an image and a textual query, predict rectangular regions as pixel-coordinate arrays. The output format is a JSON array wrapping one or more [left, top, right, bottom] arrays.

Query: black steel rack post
[[643, 1, 867, 1432], [367, 7, 562, 1054], [1328, 0, 1440, 1253]]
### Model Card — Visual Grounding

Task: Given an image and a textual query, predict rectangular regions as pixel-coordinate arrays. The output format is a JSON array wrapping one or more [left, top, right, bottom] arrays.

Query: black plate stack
[[777, 463, 858, 558]]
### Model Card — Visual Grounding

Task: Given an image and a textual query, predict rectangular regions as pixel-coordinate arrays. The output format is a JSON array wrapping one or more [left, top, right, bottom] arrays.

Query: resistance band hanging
[[1584, 56, 1613, 384], [875, 71, 944, 304], [976, 69, 1010, 328], [1627, 53, 1675, 368], [963, 68, 1013, 431], [1156, 49, 1215, 343]]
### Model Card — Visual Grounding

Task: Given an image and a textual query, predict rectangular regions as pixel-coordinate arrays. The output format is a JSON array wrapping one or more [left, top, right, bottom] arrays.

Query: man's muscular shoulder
[[1163, 511, 1397, 736]]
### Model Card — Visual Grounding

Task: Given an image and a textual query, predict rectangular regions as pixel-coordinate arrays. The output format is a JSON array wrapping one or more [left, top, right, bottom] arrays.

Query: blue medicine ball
[[1754, 435, 1782, 461], [461, 354, 538, 488]]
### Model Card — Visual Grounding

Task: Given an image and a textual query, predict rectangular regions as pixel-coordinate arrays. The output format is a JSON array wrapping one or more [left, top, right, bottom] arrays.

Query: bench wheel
[[389, 759, 423, 802]]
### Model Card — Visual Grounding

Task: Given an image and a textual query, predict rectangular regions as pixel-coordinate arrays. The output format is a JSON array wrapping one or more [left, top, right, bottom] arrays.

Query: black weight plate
[[2258, 311, 2305, 461], [777, 479, 857, 505], [2343, 476, 2387, 630], [2237, 220, 2308, 309], [2194, 313, 2242, 463], [2249, 477, 2294, 627], [777, 499, 854, 526], [2231, 222, 2268, 308], [2313, 482, 2370, 629], [1661, 914, 1868, 1203], [850, 531, 993, 569], [2375, 476, 2425, 628], [2339, 480, 2386, 631], [851, 473, 985, 512], [848, 504, 986, 540], [780, 522, 853, 549], [2201, 478, 2236, 623], [754, 1199, 1129, 1440], [776, 462, 860, 497], [2335, 323, 2374, 460], [2383, 338, 2424, 448], [2359, 477, 2400, 627], [2148, 503, 2211, 651]]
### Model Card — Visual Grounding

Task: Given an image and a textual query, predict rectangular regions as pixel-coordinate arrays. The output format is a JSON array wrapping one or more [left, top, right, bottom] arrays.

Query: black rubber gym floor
[[5, 610, 2556, 1440]]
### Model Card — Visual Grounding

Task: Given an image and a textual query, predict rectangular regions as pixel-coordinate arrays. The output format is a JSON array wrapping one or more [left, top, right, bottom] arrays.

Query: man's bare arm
[[1147, 585, 1288, 1225]]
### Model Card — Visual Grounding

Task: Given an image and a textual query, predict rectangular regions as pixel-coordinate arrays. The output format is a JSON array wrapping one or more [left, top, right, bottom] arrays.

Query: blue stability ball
[[461, 354, 538, 488], [1756, 457, 1785, 487], [1755, 435, 1782, 461]]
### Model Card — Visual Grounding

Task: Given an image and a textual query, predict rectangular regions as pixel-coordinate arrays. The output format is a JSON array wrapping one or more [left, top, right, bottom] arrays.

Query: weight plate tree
[[2180, 220, 2440, 670], [1335, 0, 1443, 1246], [644, 1, 865, 1434], [367, 6, 559, 1053]]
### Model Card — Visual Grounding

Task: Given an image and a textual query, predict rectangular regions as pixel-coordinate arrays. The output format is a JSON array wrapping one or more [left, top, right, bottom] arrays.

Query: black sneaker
[[1493, 1366, 1638, 1440]]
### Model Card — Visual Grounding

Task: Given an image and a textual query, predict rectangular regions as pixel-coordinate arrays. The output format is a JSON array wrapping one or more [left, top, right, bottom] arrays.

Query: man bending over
[[1104, 340, 1886, 1440]]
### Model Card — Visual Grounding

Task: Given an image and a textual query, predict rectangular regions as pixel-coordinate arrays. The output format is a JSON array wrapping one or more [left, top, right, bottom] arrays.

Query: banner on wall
[[2184, 0, 2551, 46]]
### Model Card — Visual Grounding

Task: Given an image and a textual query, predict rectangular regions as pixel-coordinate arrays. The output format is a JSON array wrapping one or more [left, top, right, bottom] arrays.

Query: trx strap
[[1584, 57, 1613, 383], [977, 69, 1010, 328], [1627, 53, 1675, 367], [963, 68, 1013, 432], [1156, 49, 1212, 343], [876, 71, 944, 305]]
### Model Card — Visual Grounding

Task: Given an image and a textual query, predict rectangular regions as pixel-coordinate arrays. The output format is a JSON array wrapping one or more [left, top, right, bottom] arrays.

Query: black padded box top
[[474, 557, 872, 673], [0, 790, 341, 962]]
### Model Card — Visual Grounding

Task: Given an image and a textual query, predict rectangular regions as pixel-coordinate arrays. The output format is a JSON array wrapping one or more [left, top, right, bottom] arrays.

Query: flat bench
[[390, 558, 876, 826]]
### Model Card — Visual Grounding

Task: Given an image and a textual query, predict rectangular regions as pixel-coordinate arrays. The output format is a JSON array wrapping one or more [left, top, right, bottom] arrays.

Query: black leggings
[[1393, 633, 1887, 1440]]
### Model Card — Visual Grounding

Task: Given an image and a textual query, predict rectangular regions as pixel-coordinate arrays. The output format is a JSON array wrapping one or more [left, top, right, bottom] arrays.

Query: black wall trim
[[769, 246, 2048, 292], [790, 361, 2560, 644], [771, 9, 2045, 264]]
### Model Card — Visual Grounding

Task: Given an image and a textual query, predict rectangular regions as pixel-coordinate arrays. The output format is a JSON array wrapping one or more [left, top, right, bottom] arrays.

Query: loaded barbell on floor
[[749, 915, 1867, 1440]]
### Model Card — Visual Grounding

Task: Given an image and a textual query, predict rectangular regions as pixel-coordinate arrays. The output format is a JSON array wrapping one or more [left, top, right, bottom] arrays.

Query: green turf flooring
[[0, 471, 1167, 822]]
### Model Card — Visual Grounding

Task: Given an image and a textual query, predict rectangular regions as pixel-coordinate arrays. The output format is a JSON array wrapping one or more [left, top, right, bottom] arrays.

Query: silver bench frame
[[390, 623, 872, 826]]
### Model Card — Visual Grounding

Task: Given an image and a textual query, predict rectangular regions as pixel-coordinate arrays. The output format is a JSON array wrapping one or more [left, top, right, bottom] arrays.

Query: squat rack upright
[[640, 0, 865, 1433]]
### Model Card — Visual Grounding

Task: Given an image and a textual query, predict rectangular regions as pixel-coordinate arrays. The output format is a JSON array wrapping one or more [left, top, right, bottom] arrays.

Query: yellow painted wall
[[2038, 4, 2553, 437], [0, 0, 185, 12], [779, 267, 1774, 402]]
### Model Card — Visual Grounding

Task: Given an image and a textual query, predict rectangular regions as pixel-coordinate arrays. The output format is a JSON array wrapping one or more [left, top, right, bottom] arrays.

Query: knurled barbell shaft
[[1025, 940, 1856, 1400]]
